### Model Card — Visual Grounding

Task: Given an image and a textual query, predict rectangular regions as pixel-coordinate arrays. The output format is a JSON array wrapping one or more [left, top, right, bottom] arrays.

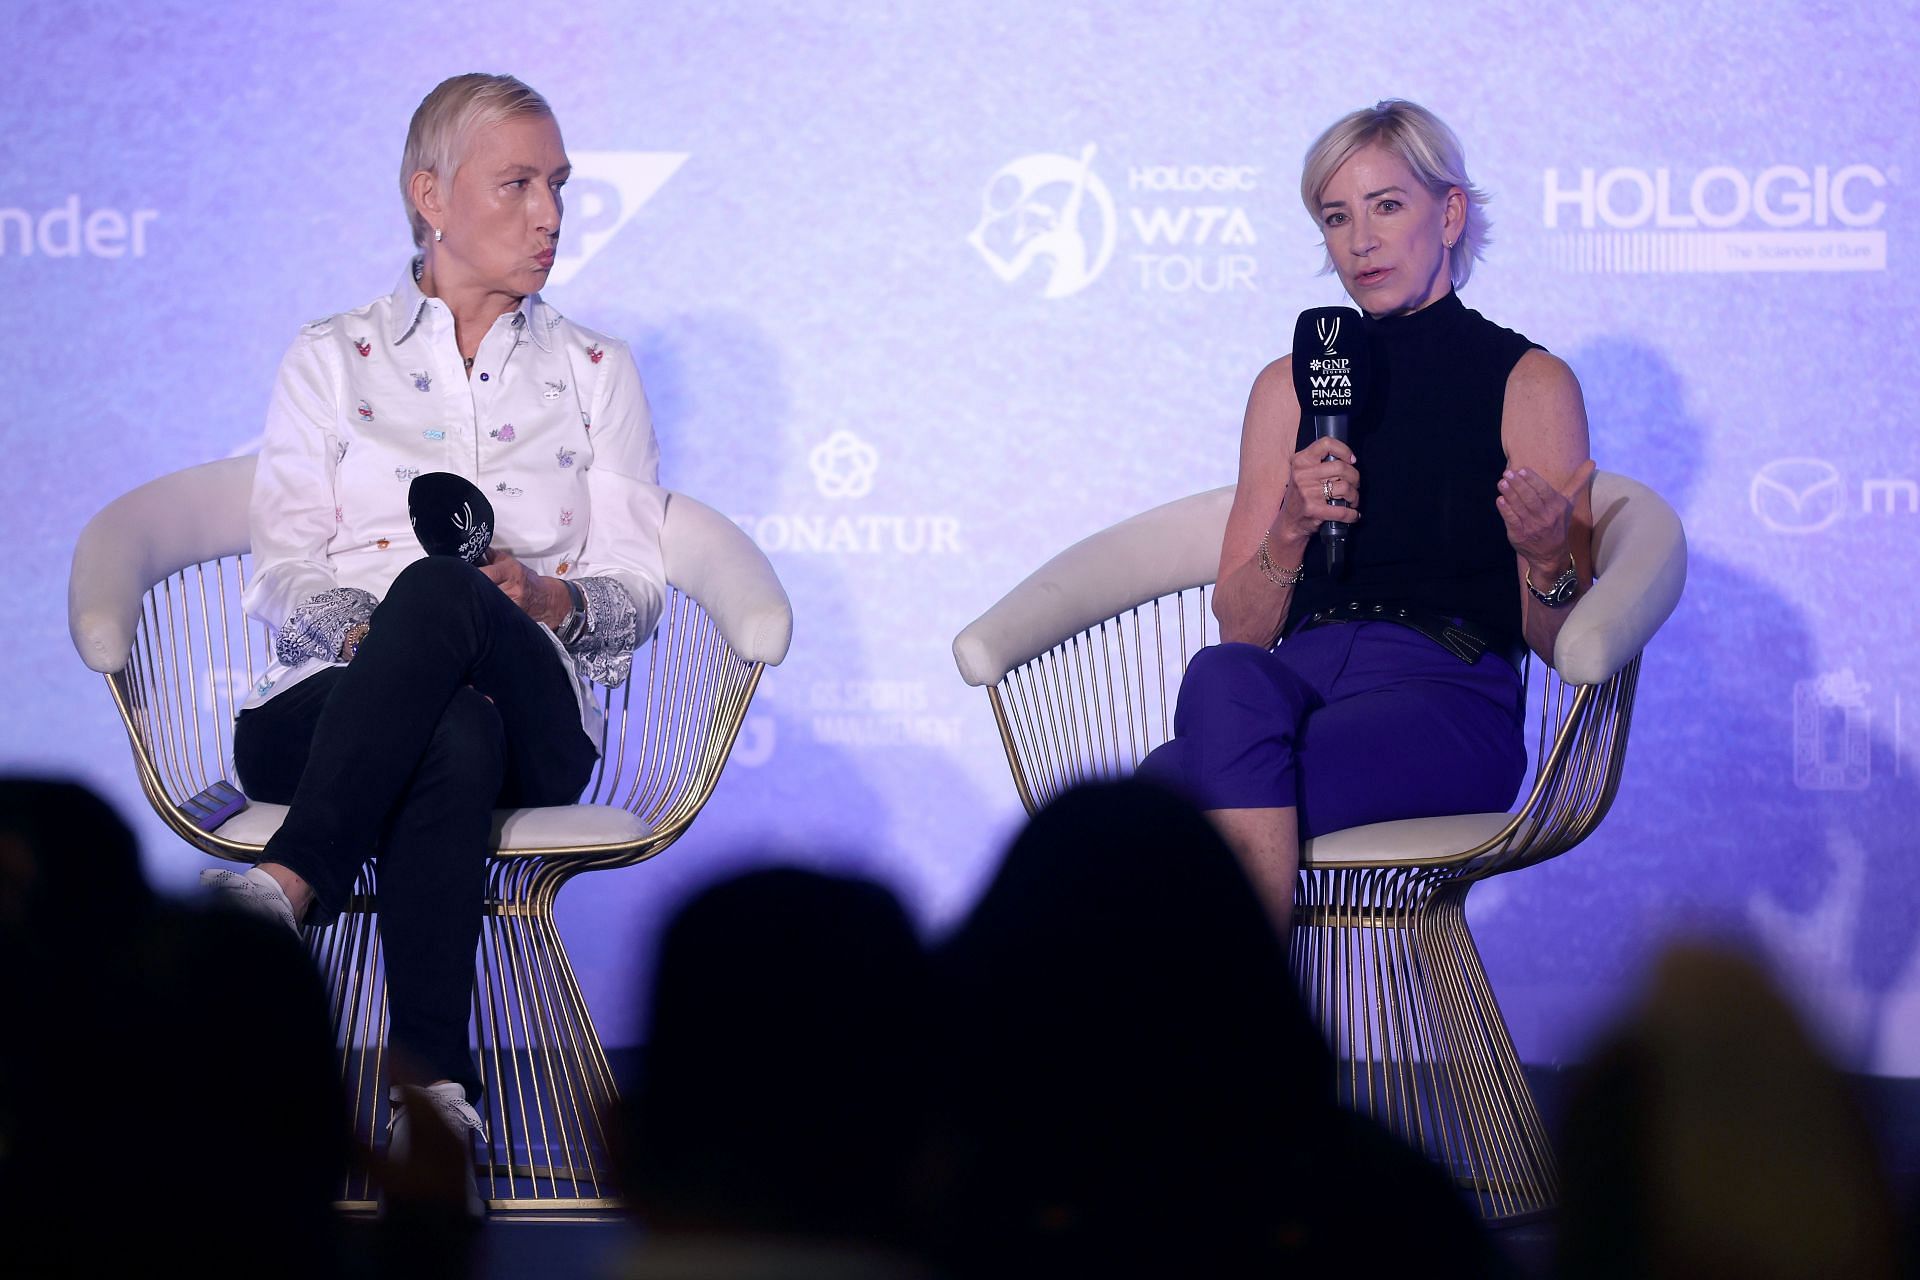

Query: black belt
[[1289, 602, 1528, 671]]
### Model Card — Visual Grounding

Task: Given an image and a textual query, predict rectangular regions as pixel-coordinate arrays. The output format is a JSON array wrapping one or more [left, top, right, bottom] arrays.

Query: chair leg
[[472, 858, 621, 1209], [310, 860, 623, 1211], [308, 864, 389, 1211], [1294, 869, 1557, 1220]]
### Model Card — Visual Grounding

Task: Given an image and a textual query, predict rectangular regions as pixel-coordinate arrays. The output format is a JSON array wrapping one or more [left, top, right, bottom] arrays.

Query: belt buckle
[[1438, 624, 1489, 664]]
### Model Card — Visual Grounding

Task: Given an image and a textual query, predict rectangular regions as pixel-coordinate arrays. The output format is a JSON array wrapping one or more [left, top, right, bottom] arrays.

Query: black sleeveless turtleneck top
[[1282, 291, 1540, 655]]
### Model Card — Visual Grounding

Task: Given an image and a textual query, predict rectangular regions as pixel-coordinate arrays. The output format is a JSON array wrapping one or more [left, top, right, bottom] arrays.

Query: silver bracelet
[[1257, 531, 1306, 587], [554, 577, 589, 645]]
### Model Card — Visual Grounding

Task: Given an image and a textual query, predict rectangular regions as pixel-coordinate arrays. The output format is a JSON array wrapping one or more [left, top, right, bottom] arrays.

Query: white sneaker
[[200, 865, 299, 936], [388, 1082, 489, 1217]]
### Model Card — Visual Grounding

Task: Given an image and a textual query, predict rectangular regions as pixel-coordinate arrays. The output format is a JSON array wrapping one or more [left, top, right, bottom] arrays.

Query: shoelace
[[389, 1090, 490, 1143]]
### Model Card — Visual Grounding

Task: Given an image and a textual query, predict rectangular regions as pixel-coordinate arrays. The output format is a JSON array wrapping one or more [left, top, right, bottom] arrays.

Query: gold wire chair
[[952, 471, 1686, 1220], [70, 455, 792, 1211]]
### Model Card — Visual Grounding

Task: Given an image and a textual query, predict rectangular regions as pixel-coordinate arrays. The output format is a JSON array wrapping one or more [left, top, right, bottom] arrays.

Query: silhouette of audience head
[[0, 778, 347, 1277], [622, 866, 933, 1247], [935, 778, 1337, 1272], [0, 778, 150, 944], [1556, 941, 1902, 1279]]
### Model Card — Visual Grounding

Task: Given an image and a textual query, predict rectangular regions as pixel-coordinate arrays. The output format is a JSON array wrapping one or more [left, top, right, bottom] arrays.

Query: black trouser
[[234, 556, 597, 1100]]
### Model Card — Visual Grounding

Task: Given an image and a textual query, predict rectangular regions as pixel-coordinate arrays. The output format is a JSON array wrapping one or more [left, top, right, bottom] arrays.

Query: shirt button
[[376, 539, 390, 549], [479, 372, 489, 381], [557, 562, 571, 575]]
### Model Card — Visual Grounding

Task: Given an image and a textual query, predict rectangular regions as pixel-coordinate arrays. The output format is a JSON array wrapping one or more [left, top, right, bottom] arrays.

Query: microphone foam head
[[407, 472, 495, 564], [1290, 306, 1370, 418]]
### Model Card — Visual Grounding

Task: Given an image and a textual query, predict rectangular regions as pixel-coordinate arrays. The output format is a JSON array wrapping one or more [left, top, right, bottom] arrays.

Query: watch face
[[1530, 564, 1578, 607]]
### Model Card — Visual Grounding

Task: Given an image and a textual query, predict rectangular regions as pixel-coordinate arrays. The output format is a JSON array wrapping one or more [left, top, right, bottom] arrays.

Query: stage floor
[[371, 1066, 1918, 1280]]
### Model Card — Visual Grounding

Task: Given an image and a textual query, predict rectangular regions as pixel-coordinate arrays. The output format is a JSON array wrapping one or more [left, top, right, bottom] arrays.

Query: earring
[[434, 227, 443, 243]]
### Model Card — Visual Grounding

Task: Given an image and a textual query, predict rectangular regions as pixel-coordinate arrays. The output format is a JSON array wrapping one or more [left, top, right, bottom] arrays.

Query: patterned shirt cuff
[[275, 587, 378, 666], [568, 576, 643, 686]]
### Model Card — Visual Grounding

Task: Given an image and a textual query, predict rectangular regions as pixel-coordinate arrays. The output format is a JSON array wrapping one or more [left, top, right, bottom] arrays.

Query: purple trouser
[[1137, 622, 1528, 838]]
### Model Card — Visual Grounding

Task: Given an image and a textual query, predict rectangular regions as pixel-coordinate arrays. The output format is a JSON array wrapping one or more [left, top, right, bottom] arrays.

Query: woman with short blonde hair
[[1143, 99, 1596, 936]]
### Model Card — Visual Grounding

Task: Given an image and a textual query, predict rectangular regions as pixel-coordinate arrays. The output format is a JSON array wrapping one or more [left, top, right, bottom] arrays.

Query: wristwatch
[[554, 577, 589, 645], [1526, 554, 1578, 609]]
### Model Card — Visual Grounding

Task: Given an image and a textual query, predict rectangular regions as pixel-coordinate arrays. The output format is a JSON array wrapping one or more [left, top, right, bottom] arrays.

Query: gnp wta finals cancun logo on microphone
[[1302, 314, 1356, 412]]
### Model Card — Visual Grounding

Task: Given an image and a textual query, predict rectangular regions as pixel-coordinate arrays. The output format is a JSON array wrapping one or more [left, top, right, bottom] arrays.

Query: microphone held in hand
[[408, 472, 494, 564], [1290, 306, 1372, 576]]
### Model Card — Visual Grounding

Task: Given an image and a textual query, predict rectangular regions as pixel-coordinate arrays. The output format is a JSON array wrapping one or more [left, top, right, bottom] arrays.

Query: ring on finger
[[1322, 478, 1334, 501]]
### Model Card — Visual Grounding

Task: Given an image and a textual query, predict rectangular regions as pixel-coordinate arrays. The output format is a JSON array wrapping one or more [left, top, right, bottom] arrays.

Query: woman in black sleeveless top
[[1140, 100, 1595, 934]]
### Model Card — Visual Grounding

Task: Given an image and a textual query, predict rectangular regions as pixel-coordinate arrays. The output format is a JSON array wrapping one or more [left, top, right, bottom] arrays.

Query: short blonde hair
[[399, 73, 554, 249], [1300, 99, 1491, 289]]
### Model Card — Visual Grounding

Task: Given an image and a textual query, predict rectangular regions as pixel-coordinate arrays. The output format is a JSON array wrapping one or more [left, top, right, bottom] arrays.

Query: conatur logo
[[1542, 164, 1891, 273]]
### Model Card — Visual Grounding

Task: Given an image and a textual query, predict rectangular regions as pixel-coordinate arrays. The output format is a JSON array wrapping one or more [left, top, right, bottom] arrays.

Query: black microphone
[[1290, 306, 1371, 576], [407, 472, 495, 564]]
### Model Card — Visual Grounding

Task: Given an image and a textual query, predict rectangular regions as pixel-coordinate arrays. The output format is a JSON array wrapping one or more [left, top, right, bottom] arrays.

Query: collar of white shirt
[[389, 255, 554, 353]]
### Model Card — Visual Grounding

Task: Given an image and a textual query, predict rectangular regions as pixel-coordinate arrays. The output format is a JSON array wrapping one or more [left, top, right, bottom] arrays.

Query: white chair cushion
[[215, 802, 289, 847], [1302, 812, 1514, 868], [491, 804, 653, 849], [213, 801, 651, 853]]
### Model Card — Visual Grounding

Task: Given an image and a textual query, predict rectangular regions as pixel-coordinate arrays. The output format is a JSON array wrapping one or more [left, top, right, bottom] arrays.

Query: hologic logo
[[968, 145, 1118, 299], [1543, 164, 1891, 273], [547, 151, 687, 288]]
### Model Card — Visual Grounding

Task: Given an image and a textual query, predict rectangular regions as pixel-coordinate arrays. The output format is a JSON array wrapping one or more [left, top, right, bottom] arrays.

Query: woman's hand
[[1496, 459, 1595, 575], [1276, 435, 1361, 543], [480, 550, 571, 628]]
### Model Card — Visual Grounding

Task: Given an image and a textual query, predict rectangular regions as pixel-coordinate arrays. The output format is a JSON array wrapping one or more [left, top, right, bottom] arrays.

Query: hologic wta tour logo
[[1542, 163, 1892, 273], [968, 146, 1118, 299], [547, 151, 688, 288], [970, 146, 1262, 298]]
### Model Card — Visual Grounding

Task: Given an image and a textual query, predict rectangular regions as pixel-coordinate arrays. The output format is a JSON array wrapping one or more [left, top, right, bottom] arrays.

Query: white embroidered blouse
[[241, 259, 668, 748]]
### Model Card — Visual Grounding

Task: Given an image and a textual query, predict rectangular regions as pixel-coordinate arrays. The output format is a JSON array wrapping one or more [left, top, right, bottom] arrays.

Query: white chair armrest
[[953, 486, 1234, 688], [659, 491, 793, 666], [68, 455, 257, 675], [1552, 470, 1688, 685]]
